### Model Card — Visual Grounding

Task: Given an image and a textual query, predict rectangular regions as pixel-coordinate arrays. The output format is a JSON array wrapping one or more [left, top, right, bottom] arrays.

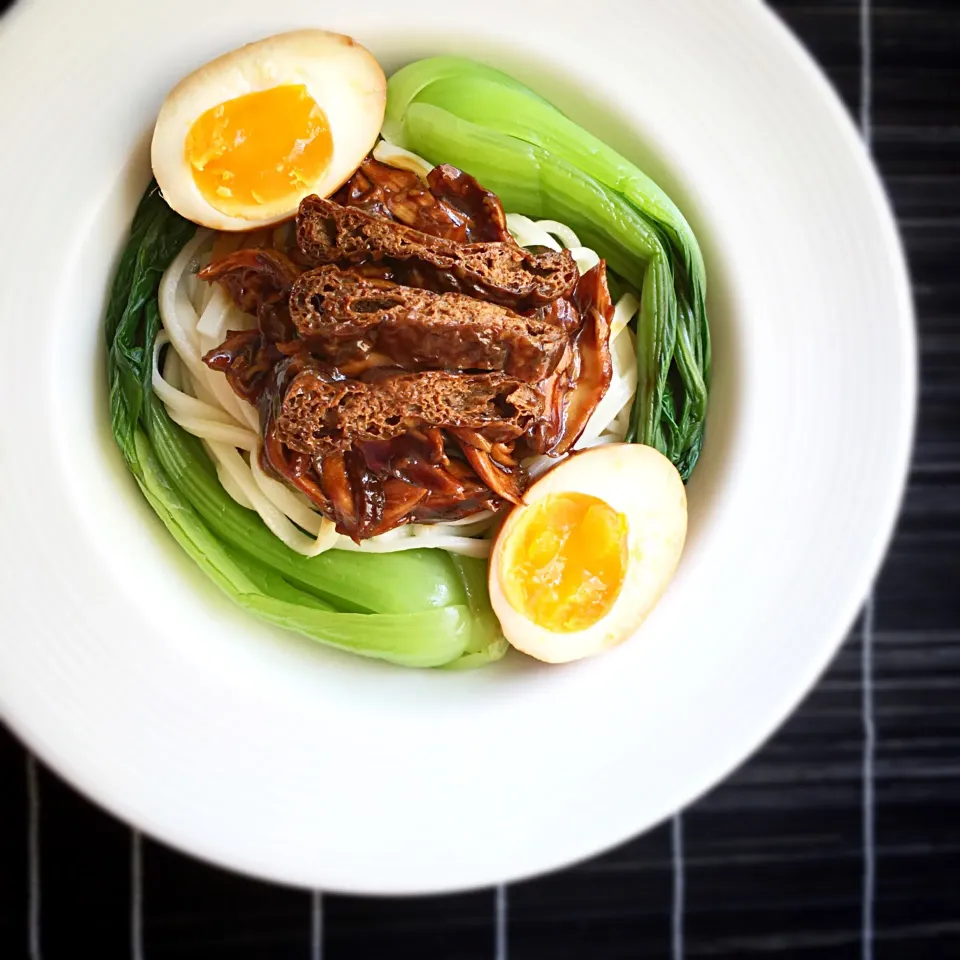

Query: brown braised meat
[[202, 264, 615, 538], [198, 158, 619, 541], [203, 330, 283, 405], [260, 385, 511, 540], [262, 437, 507, 542], [334, 158, 512, 243], [198, 248, 301, 342], [533, 262, 615, 455], [274, 367, 544, 459], [288, 265, 569, 381], [296, 196, 578, 309]]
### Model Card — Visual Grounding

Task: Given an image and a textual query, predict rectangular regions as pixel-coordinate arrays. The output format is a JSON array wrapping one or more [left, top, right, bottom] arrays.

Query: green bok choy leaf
[[383, 57, 710, 478], [106, 183, 500, 668]]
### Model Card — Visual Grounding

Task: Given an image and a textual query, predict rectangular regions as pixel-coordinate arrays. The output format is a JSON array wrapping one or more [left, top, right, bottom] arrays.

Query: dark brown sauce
[[199, 155, 614, 540]]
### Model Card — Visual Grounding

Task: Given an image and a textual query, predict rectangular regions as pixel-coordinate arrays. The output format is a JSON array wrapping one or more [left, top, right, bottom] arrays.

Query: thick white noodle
[[578, 434, 623, 449], [159, 230, 208, 351], [197, 329, 261, 432], [191, 280, 260, 430], [216, 461, 255, 510], [158, 233, 230, 411], [195, 284, 233, 339], [206, 441, 337, 557], [523, 320, 636, 477], [608, 405, 633, 440], [580, 327, 638, 444], [508, 217, 597, 272], [166, 413, 259, 450], [420, 511, 498, 535], [336, 534, 491, 558], [569, 246, 601, 275], [611, 292, 641, 338], [534, 219, 582, 250], [250, 447, 338, 544], [181, 369, 202, 400], [161, 342, 183, 392], [506, 214, 562, 251], [155, 239, 334, 555], [155, 153, 641, 557], [372, 139, 434, 179], [152, 334, 238, 425], [331, 510, 499, 553]]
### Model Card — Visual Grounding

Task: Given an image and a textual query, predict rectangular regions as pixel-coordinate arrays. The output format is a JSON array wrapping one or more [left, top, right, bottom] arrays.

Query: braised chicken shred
[[288, 264, 569, 380], [200, 155, 615, 540]]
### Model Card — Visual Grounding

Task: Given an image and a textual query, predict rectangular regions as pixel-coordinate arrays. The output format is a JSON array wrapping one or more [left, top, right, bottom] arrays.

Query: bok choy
[[383, 57, 710, 479], [107, 183, 503, 667]]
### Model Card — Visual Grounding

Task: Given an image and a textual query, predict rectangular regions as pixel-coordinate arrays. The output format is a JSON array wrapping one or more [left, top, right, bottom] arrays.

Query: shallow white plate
[[0, 0, 914, 893]]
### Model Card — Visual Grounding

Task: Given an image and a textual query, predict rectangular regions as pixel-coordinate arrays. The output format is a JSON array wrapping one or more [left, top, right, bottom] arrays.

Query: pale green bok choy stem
[[106, 182, 500, 668], [383, 58, 710, 478]]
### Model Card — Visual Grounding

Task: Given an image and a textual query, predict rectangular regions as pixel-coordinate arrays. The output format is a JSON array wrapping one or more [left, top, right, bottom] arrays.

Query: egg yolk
[[501, 492, 628, 633], [185, 84, 333, 217]]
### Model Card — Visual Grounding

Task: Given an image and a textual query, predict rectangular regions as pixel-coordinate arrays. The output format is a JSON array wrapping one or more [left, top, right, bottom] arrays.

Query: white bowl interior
[[0, 0, 913, 893], [54, 47, 742, 709]]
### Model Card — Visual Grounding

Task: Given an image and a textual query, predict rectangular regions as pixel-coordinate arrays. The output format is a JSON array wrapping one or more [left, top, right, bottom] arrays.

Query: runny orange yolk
[[501, 492, 628, 633], [185, 84, 333, 217]]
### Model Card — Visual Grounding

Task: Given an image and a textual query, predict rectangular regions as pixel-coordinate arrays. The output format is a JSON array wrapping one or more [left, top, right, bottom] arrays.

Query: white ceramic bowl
[[0, 0, 914, 893]]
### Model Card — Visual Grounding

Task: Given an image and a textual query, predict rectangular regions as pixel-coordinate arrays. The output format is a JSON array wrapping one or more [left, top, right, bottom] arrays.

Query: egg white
[[151, 30, 386, 231], [489, 444, 688, 663]]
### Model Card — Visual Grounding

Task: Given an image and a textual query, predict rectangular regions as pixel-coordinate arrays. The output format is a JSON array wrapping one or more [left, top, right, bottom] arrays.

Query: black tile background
[[2, 0, 958, 957]]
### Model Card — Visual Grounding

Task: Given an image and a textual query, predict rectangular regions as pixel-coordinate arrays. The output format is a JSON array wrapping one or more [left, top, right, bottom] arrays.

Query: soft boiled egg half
[[489, 444, 687, 663], [151, 30, 386, 231]]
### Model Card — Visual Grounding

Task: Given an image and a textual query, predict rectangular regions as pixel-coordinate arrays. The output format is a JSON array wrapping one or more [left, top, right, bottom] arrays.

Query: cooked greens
[[106, 56, 710, 668], [107, 183, 499, 667], [383, 57, 710, 478]]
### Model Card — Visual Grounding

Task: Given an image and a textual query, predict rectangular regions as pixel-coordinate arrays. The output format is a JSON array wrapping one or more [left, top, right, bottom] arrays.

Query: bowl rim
[[0, 0, 915, 893]]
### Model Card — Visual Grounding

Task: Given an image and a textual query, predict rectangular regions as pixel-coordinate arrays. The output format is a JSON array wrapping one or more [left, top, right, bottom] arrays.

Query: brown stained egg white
[[151, 30, 386, 230], [488, 444, 687, 663]]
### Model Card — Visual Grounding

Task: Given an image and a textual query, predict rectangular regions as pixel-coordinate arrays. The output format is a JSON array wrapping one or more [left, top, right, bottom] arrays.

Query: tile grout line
[[311, 890, 323, 960], [27, 754, 40, 960], [132, 831, 144, 960], [495, 883, 508, 960], [671, 813, 685, 960], [9, 12, 883, 960], [860, 0, 873, 150], [860, 2, 876, 959], [862, 594, 877, 960]]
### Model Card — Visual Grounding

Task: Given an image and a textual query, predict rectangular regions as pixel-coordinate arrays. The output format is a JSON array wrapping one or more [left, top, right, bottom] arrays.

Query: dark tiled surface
[[142, 841, 311, 959], [509, 827, 673, 959], [32, 765, 132, 954], [0, 735, 27, 955], [865, 5, 960, 960], [2, 1, 959, 958], [324, 892, 495, 959]]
